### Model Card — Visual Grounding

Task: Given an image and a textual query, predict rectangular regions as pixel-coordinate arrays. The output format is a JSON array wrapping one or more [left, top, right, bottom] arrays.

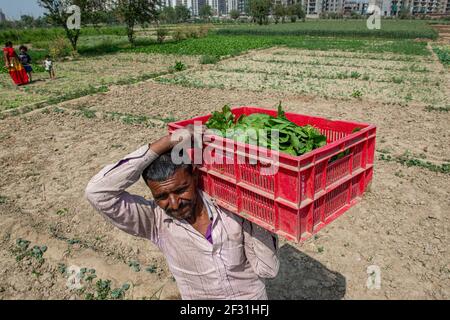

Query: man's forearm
[[149, 135, 174, 155], [85, 144, 162, 241]]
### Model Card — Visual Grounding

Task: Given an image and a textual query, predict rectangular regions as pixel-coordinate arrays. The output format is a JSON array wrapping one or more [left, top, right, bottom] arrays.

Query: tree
[[199, 4, 212, 21], [273, 3, 286, 24], [289, 2, 305, 21], [398, 5, 411, 19], [229, 9, 240, 21], [175, 4, 191, 23], [38, 0, 93, 51], [159, 6, 177, 24], [84, 0, 115, 26], [19, 15, 36, 27], [115, 0, 160, 45], [249, 0, 272, 25]]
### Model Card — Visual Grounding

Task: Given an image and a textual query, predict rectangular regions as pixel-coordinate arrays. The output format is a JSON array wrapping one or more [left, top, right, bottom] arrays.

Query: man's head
[[19, 45, 27, 52], [142, 152, 198, 221], [5, 41, 12, 48]]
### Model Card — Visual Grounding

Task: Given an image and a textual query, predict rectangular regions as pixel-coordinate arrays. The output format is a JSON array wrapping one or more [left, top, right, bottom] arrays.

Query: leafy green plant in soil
[[379, 153, 450, 174], [13, 238, 47, 266], [433, 46, 450, 66], [205, 104, 326, 156]]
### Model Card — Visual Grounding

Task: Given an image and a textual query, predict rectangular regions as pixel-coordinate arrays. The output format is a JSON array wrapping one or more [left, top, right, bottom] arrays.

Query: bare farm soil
[[0, 47, 449, 300]]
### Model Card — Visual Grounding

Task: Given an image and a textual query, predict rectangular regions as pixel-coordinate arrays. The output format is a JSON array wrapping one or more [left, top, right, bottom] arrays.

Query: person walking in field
[[3, 41, 29, 86], [18, 45, 33, 83], [85, 127, 279, 300], [43, 55, 55, 80]]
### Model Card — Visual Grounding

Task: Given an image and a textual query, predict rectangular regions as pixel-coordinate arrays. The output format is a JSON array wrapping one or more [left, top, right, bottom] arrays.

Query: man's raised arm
[[85, 135, 176, 244]]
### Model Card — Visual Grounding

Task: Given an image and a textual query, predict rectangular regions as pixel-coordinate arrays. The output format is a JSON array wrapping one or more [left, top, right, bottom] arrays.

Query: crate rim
[[168, 106, 377, 162]]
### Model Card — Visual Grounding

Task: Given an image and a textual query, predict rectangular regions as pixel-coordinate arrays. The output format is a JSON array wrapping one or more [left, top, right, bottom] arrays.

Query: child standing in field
[[44, 55, 55, 80], [18, 45, 33, 83]]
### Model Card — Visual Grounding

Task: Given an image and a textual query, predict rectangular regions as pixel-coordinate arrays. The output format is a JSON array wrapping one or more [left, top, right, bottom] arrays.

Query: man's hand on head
[[149, 124, 201, 156]]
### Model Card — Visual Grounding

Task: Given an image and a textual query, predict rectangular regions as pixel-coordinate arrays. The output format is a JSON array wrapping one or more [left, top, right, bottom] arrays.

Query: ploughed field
[[0, 40, 449, 299]]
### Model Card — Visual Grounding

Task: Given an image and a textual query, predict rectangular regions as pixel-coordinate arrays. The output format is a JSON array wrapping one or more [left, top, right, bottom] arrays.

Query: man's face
[[146, 168, 198, 221]]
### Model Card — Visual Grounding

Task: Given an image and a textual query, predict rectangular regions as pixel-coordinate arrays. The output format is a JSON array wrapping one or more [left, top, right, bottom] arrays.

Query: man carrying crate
[[85, 128, 279, 300]]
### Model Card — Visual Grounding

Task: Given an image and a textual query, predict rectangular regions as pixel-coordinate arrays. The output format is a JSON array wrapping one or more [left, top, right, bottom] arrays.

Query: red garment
[[3, 47, 29, 85]]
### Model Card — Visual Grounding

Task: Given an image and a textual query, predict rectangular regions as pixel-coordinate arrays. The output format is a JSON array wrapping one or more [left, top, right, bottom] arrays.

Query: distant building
[[376, 0, 448, 16], [0, 9, 6, 23], [159, 0, 449, 17]]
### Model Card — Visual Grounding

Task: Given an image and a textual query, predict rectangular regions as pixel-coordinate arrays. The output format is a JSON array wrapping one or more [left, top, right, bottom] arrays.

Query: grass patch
[[46, 85, 109, 105], [433, 46, 450, 66], [0, 26, 127, 47], [424, 105, 450, 112], [77, 108, 97, 119], [103, 111, 176, 126], [200, 55, 220, 64]]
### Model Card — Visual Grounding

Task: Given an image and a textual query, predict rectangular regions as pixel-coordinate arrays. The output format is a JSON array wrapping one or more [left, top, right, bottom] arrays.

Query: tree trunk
[[127, 24, 135, 45], [64, 27, 80, 52]]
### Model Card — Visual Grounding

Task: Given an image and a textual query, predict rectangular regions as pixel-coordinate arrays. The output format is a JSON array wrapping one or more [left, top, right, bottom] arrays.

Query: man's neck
[[186, 193, 207, 225]]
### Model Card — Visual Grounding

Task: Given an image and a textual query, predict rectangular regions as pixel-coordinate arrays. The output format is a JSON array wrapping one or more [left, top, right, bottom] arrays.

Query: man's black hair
[[19, 45, 27, 51], [5, 41, 12, 47], [142, 151, 193, 183]]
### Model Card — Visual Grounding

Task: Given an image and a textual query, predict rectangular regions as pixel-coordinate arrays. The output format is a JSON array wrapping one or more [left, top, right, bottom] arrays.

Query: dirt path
[[432, 25, 450, 44]]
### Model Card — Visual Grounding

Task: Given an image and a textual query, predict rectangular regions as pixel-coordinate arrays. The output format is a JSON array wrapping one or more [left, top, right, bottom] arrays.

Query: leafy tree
[[229, 9, 240, 21], [84, 0, 117, 26], [19, 15, 36, 27], [273, 3, 286, 24], [398, 5, 411, 19], [249, 0, 272, 25], [159, 6, 177, 24], [199, 4, 212, 21], [38, 0, 93, 51], [289, 2, 305, 21], [175, 5, 191, 23], [114, 0, 160, 45]]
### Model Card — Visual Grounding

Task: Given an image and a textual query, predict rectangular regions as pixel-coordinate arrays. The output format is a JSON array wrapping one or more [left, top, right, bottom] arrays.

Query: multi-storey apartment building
[[376, 0, 450, 15], [0, 9, 6, 23], [160, 0, 448, 16], [322, 0, 345, 12]]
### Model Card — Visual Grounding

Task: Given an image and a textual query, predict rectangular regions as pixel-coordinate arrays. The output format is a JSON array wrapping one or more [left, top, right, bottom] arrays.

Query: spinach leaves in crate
[[205, 104, 327, 156]]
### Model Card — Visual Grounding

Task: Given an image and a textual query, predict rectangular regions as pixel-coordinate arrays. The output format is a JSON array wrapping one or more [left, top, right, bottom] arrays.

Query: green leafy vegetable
[[205, 104, 327, 156]]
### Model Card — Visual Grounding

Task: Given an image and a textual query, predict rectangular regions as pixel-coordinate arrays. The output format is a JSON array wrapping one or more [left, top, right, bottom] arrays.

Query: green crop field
[[216, 20, 438, 39]]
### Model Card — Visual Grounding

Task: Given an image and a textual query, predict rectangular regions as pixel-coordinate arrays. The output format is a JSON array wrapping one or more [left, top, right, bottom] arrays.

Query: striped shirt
[[85, 145, 280, 300]]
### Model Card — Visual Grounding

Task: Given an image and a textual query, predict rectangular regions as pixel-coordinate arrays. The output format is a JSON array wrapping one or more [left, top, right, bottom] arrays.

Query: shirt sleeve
[[85, 145, 161, 244], [243, 221, 280, 279]]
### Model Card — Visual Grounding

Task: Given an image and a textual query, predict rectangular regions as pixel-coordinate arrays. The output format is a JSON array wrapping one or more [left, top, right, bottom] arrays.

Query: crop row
[[216, 20, 438, 40]]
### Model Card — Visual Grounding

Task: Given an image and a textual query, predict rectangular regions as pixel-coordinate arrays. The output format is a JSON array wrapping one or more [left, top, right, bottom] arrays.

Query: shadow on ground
[[266, 243, 346, 300]]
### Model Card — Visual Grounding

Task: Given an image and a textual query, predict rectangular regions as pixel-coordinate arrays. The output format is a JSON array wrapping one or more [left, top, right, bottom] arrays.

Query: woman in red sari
[[3, 41, 29, 86]]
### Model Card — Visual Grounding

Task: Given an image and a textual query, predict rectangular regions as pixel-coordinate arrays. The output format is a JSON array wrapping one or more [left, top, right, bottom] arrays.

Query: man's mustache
[[166, 200, 192, 216]]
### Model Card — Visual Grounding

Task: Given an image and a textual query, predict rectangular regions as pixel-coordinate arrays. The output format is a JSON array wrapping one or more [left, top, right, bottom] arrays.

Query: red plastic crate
[[168, 106, 376, 243]]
